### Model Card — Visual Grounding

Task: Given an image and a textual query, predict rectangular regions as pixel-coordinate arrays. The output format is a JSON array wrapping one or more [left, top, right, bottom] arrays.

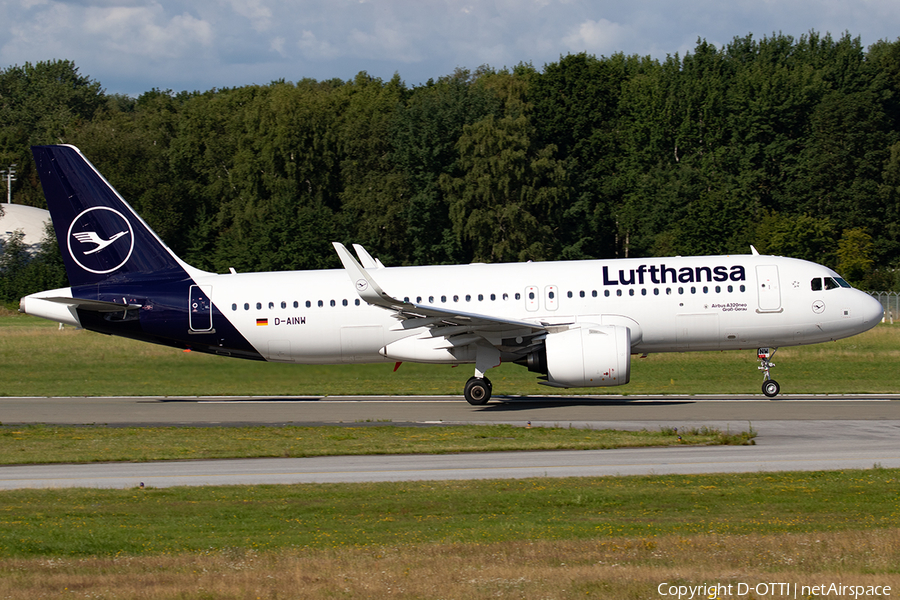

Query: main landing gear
[[463, 343, 500, 405], [464, 376, 492, 405], [758, 347, 780, 398]]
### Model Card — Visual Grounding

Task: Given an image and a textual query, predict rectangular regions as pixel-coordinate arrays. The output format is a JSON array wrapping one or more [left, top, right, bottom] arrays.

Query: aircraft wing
[[333, 243, 551, 334]]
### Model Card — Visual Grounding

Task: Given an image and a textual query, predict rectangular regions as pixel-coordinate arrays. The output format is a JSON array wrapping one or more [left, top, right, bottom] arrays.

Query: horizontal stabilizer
[[35, 297, 143, 312]]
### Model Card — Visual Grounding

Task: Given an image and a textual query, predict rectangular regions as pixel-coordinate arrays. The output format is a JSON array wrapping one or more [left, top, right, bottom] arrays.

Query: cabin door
[[756, 265, 782, 312], [189, 285, 213, 332]]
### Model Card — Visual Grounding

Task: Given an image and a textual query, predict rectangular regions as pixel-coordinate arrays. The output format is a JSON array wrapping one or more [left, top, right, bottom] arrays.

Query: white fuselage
[[198, 254, 882, 364]]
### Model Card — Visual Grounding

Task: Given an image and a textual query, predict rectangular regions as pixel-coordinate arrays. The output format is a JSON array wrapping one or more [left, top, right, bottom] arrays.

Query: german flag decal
[[256, 318, 268, 326]]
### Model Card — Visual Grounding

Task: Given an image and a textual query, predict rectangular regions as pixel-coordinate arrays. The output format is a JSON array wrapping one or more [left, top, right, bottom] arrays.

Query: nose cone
[[860, 292, 884, 331]]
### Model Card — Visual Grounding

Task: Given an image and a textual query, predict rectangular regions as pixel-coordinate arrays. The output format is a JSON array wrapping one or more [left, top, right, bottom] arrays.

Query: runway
[[1, 395, 899, 489], [4, 394, 900, 426]]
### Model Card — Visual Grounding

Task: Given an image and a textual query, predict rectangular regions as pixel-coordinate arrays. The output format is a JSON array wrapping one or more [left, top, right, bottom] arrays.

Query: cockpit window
[[812, 276, 852, 291]]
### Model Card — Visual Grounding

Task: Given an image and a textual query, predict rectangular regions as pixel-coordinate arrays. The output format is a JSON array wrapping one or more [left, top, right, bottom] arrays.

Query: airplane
[[19, 144, 884, 404]]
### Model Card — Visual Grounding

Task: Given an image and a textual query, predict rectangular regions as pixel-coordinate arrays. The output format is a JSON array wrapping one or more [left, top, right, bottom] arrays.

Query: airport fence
[[867, 292, 900, 323]]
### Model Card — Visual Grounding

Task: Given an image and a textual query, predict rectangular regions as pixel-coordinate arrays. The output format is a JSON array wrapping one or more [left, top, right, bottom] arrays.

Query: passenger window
[[466, 294, 471, 302], [616, 290, 622, 297], [232, 303, 237, 311], [330, 300, 336, 307], [355, 299, 360, 306], [306, 301, 311, 308], [490, 294, 496, 301], [515, 293, 521, 300], [256, 302, 262, 310], [453, 295, 459, 302], [567, 291, 573, 298], [579, 291, 585, 298], [293, 301, 299, 308], [429, 296, 434, 303], [318, 300, 323, 307], [811, 278, 822, 291], [441, 295, 447, 303], [244, 303, 250, 310], [503, 293, 509, 301], [604, 290, 610, 297], [268, 302, 274, 309], [342, 299, 348, 306], [592, 290, 597, 297], [629, 289, 635, 296]]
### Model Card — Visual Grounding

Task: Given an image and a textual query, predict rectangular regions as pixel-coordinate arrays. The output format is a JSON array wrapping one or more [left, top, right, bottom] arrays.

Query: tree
[[0, 222, 68, 305], [441, 111, 566, 262], [337, 73, 410, 265], [530, 53, 643, 258], [389, 69, 501, 264], [0, 230, 33, 304], [752, 211, 837, 265], [836, 228, 875, 285], [0, 60, 106, 208]]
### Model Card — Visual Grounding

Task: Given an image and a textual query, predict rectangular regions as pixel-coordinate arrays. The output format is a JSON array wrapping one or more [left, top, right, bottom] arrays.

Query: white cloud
[[297, 30, 340, 60], [563, 18, 629, 55], [82, 6, 213, 58], [3, 2, 213, 65], [346, 22, 421, 63], [221, 0, 272, 32], [269, 36, 286, 57]]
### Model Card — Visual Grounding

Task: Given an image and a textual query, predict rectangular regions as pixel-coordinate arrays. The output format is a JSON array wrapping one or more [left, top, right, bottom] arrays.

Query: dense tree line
[[3, 32, 900, 305]]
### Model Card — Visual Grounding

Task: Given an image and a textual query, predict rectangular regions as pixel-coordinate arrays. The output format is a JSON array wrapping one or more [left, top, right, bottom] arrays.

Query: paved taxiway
[[1, 396, 899, 489]]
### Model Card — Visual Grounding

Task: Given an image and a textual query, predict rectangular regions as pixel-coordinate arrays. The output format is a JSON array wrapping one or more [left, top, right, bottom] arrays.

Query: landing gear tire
[[757, 348, 779, 398], [464, 376, 492, 406]]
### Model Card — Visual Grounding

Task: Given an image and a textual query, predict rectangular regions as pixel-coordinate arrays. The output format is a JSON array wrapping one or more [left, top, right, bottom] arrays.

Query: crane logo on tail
[[72, 231, 129, 255], [67, 207, 134, 274]]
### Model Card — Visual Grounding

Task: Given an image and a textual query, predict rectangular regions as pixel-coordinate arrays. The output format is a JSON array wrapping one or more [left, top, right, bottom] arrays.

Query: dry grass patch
[[1, 529, 898, 599]]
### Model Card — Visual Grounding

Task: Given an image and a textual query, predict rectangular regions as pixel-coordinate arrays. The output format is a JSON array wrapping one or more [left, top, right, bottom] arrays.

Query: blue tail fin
[[32, 145, 193, 287]]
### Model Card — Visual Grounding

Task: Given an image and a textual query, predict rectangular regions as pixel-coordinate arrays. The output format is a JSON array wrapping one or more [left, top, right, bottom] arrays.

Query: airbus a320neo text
[[20, 145, 883, 403]]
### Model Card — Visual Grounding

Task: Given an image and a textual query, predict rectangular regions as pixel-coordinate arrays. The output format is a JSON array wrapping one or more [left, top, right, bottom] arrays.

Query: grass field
[[1, 312, 898, 598], [0, 470, 898, 598], [2, 311, 898, 397], [0, 423, 754, 465]]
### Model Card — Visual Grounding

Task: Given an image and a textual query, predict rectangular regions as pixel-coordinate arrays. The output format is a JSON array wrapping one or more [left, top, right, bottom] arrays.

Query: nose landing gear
[[758, 347, 780, 397]]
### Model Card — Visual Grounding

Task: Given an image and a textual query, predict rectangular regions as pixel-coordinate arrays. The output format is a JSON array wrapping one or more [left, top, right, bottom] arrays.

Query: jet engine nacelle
[[543, 325, 631, 388]]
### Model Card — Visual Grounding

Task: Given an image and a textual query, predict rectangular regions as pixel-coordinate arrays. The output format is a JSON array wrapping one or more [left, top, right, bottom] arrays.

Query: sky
[[2, 0, 899, 97]]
